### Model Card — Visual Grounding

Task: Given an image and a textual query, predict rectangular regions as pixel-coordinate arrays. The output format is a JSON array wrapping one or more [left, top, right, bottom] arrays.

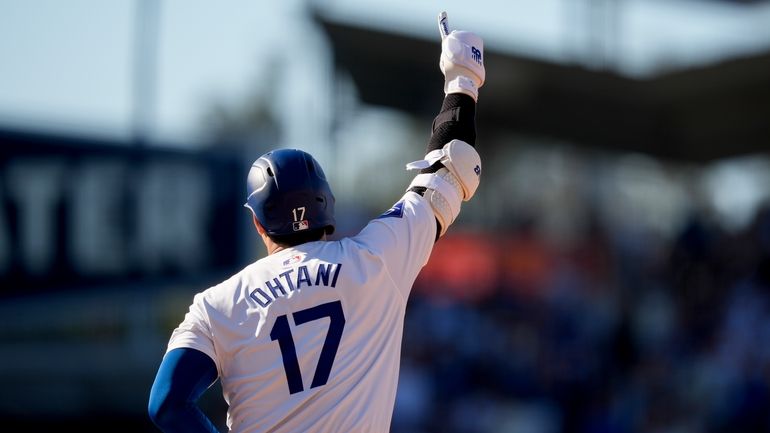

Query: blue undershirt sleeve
[[148, 348, 220, 433]]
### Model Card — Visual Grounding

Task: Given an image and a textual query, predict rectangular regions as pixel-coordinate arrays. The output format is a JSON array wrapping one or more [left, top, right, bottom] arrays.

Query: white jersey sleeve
[[166, 288, 221, 372], [351, 191, 437, 298]]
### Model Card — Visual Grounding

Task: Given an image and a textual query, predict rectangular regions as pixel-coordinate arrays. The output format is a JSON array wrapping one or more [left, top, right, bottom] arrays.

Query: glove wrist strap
[[445, 76, 478, 102]]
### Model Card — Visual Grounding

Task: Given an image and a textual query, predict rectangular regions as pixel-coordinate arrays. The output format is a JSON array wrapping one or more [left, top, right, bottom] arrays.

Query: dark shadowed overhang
[[318, 14, 770, 162]]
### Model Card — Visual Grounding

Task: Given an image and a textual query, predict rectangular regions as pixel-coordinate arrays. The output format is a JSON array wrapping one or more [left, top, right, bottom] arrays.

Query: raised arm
[[407, 12, 484, 239]]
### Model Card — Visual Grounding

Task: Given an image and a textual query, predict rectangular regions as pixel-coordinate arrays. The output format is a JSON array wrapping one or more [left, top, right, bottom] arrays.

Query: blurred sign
[[0, 130, 246, 295], [416, 232, 498, 302]]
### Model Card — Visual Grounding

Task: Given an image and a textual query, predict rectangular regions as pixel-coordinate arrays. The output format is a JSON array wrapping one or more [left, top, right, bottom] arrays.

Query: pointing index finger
[[438, 11, 449, 40]]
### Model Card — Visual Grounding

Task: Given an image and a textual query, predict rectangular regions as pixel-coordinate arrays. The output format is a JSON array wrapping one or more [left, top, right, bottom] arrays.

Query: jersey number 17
[[270, 300, 346, 395]]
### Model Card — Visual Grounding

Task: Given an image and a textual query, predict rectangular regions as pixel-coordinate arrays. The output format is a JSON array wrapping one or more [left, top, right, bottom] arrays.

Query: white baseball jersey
[[166, 191, 437, 432]]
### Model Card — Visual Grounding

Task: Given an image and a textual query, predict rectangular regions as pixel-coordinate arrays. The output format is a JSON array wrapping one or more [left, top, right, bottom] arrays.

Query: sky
[[0, 0, 769, 233], [0, 0, 297, 143], [1, 0, 770, 146]]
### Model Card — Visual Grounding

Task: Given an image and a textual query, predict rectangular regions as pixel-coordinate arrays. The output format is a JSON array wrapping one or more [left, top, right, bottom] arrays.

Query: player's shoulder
[[194, 258, 268, 303], [362, 191, 434, 231], [342, 191, 434, 249]]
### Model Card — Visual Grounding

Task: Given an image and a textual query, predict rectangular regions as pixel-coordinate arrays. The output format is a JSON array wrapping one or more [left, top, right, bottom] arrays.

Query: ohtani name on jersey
[[249, 263, 342, 308]]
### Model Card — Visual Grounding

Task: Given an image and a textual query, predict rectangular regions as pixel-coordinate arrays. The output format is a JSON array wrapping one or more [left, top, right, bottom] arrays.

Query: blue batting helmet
[[244, 149, 335, 236]]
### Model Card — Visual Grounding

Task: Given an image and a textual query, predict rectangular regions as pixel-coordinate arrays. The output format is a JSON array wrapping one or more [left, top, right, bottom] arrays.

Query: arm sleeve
[[422, 93, 477, 174], [148, 348, 220, 433], [353, 191, 437, 298], [166, 292, 219, 373], [410, 93, 478, 238]]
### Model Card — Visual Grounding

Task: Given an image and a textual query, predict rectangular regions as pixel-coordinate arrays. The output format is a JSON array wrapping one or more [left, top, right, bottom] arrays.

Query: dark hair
[[268, 227, 329, 248]]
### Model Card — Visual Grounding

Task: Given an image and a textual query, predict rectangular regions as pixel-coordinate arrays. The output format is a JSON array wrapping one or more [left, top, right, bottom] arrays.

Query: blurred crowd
[[393, 204, 770, 433]]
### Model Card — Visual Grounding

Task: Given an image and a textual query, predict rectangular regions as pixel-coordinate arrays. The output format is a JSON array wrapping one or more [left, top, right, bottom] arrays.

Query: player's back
[[170, 192, 436, 432], [217, 240, 403, 432]]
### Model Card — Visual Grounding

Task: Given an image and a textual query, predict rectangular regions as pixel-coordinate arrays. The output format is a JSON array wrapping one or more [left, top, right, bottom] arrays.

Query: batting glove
[[438, 11, 485, 102]]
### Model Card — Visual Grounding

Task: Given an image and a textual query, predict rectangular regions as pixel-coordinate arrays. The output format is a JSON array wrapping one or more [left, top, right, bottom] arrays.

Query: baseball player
[[148, 11, 484, 432]]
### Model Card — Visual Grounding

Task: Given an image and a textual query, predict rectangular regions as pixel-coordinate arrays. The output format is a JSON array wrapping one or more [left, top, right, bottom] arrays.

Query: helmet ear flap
[[246, 163, 270, 195]]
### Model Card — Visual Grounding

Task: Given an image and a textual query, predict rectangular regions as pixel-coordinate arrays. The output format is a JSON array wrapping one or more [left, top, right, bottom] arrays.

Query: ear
[[252, 214, 266, 235]]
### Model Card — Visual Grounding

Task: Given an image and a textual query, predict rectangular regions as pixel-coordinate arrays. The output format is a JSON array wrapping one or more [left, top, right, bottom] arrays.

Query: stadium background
[[1, 0, 770, 432]]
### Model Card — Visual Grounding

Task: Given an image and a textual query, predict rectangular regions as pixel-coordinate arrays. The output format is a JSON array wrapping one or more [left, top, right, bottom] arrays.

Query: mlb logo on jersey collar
[[282, 253, 305, 267]]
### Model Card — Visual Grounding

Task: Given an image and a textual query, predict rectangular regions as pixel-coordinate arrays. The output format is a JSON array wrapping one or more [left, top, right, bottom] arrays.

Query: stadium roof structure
[[317, 14, 770, 162]]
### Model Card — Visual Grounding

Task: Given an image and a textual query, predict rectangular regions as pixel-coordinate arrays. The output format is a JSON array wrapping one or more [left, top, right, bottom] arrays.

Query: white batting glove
[[438, 11, 485, 102]]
